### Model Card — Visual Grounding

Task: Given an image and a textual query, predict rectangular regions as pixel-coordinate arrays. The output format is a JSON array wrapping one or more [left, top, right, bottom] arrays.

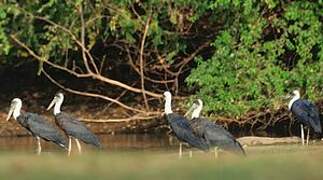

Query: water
[[0, 134, 177, 153]]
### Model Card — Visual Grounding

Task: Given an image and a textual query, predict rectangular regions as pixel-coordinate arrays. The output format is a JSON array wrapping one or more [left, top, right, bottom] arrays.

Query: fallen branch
[[81, 115, 162, 123]]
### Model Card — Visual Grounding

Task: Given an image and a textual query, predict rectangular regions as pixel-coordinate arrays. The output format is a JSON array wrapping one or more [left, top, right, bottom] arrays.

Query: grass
[[0, 144, 323, 180]]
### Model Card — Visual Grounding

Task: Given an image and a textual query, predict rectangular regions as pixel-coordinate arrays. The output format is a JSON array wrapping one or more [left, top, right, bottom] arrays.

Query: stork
[[288, 90, 322, 146], [47, 93, 101, 156], [185, 99, 245, 156], [6, 98, 67, 154], [163, 91, 209, 158]]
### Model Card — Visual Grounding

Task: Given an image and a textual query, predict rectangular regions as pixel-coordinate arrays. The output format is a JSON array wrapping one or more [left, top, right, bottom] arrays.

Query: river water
[[0, 134, 178, 153]]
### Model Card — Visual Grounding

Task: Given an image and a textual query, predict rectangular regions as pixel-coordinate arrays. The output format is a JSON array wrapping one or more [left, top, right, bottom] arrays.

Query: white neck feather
[[191, 105, 202, 119], [13, 102, 22, 119], [288, 93, 300, 110], [54, 97, 63, 115], [164, 95, 173, 114]]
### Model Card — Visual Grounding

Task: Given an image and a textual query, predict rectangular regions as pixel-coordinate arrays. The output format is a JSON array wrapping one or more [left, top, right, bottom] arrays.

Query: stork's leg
[[75, 138, 82, 155], [301, 124, 305, 146], [36, 136, 41, 155], [306, 128, 310, 146], [68, 136, 72, 156], [214, 147, 219, 159], [189, 150, 192, 158], [179, 143, 182, 159]]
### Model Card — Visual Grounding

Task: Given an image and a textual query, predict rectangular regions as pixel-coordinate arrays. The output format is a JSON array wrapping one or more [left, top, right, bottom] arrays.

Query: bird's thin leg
[[306, 128, 310, 146], [301, 124, 304, 146], [214, 147, 219, 159], [189, 150, 192, 158], [68, 136, 72, 156], [36, 136, 41, 155], [179, 143, 182, 159], [75, 138, 82, 155]]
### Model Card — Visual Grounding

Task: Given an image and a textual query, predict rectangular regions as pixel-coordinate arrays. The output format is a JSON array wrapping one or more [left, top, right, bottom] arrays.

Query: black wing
[[166, 113, 209, 151], [190, 117, 245, 155], [56, 112, 101, 148], [292, 99, 322, 133], [19, 113, 67, 149]]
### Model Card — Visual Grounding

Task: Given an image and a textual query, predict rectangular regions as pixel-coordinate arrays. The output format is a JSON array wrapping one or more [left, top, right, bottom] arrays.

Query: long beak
[[47, 98, 56, 111], [6, 106, 14, 121], [184, 104, 197, 117]]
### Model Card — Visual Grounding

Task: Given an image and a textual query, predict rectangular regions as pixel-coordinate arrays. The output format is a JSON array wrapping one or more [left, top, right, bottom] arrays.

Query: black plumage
[[291, 99, 322, 133], [54, 112, 101, 148], [166, 113, 209, 151], [189, 117, 245, 155], [17, 112, 67, 149]]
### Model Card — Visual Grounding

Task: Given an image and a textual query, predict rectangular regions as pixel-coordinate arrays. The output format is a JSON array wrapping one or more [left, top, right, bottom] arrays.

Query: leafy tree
[[187, 1, 323, 117]]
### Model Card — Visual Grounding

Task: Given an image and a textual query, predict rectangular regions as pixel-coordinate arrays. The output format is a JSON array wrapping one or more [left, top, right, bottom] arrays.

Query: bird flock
[[5, 89, 322, 157]]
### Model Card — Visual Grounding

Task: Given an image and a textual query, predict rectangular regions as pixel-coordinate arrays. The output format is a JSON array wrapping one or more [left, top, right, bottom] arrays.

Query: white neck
[[54, 98, 63, 115], [191, 105, 202, 118], [164, 95, 173, 114], [288, 94, 300, 110], [13, 102, 22, 120]]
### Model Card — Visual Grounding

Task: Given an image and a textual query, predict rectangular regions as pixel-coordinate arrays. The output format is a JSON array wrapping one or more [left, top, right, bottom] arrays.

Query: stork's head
[[6, 98, 22, 121], [163, 91, 173, 114], [287, 90, 301, 110], [185, 99, 203, 119], [47, 93, 64, 115], [163, 91, 172, 99], [292, 90, 300, 97]]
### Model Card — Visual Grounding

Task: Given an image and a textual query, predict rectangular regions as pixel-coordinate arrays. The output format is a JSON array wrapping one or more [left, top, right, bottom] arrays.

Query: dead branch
[[81, 115, 161, 123], [42, 70, 147, 113], [126, 47, 175, 84], [139, 14, 152, 109], [10, 35, 163, 98], [78, 3, 95, 74]]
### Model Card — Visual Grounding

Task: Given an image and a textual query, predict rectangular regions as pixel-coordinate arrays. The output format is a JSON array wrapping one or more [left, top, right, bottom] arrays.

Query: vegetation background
[[0, 0, 322, 127]]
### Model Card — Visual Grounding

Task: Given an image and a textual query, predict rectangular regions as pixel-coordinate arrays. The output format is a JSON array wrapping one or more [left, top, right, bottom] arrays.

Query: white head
[[288, 89, 301, 110], [163, 91, 173, 114], [191, 99, 203, 118], [184, 99, 203, 119], [292, 90, 300, 98], [6, 98, 23, 121], [47, 93, 64, 115]]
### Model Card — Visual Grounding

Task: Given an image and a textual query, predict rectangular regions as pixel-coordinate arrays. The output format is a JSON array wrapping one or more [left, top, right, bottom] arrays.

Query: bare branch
[[41, 70, 147, 113], [81, 115, 162, 123], [10, 35, 163, 98], [10, 35, 92, 78], [140, 14, 152, 109], [78, 3, 99, 74]]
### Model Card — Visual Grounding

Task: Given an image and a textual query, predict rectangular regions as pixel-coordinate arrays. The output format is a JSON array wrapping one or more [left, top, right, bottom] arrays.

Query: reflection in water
[[0, 134, 176, 153]]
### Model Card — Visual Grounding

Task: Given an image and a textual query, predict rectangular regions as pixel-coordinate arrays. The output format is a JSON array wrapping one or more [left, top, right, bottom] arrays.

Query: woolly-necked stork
[[163, 91, 208, 158], [288, 90, 322, 145], [6, 98, 67, 154], [47, 93, 101, 156], [186, 99, 245, 156]]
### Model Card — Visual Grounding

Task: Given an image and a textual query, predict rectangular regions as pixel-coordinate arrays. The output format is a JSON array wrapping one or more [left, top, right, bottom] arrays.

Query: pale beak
[[6, 106, 14, 121], [184, 103, 198, 117], [47, 98, 56, 111]]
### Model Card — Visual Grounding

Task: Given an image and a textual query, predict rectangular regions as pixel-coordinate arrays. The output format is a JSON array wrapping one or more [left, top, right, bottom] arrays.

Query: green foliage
[[0, 0, 322, 118], [187, 1, 323, 117]]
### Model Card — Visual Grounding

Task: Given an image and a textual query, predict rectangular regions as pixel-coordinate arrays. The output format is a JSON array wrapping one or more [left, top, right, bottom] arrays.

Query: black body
[[17, 112, 67, 148], [54, 112, 101, 148], [190, 117, 245, 155], [291, 99, 322, 133], [166, 113, 209, 151]]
